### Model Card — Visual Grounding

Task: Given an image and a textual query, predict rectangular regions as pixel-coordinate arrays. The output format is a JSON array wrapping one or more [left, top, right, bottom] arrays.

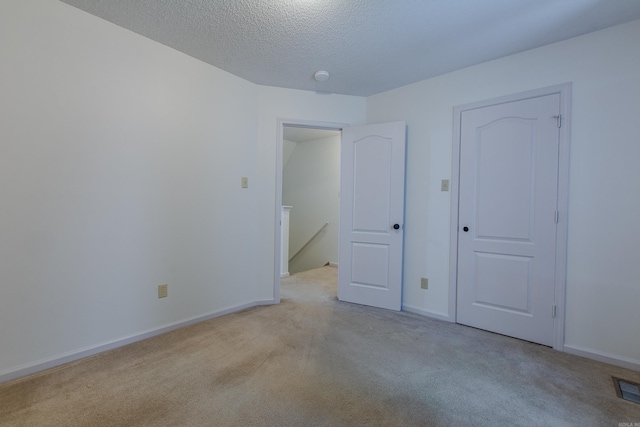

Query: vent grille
[[613, 377, 640, 404]]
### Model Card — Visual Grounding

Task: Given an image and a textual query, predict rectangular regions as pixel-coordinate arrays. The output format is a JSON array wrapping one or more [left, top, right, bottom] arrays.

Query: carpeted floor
[[1, 266, 639, 426]]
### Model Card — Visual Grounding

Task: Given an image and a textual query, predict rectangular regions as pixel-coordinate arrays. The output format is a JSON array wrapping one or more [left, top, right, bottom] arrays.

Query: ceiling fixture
[[314, 70, 330, 82]]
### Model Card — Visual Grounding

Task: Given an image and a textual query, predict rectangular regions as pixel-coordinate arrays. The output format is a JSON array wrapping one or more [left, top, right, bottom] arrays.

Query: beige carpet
[[1, 266, 639, 426]]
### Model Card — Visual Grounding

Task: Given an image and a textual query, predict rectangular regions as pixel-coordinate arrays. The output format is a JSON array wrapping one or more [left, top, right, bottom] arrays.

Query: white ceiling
[[59, 0, 640, 97]]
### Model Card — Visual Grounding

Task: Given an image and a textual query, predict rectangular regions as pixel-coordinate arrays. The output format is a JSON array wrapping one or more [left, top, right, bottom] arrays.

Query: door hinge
[[552, 304, 557, 318], [554, 210, 559, 224], [553, 115, 562, 128]]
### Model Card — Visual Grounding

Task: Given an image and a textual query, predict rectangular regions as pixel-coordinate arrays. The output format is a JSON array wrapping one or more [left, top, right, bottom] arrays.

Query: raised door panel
[[352, 136, 392, 233]]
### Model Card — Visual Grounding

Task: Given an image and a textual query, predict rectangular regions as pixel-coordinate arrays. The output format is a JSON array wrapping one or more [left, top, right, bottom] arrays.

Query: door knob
[[463, 226, 469, 232], [393, 224, 400, 230]]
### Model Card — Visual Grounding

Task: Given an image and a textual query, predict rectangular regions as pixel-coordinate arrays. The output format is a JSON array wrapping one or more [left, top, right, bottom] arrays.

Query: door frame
[[274, 118, 348, 302], [449, 83, 572, 350]]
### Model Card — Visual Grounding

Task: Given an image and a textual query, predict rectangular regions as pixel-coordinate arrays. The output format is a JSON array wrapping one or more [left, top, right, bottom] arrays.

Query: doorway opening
[[282, 126, 341, 276], [274, 119, 346, 303]]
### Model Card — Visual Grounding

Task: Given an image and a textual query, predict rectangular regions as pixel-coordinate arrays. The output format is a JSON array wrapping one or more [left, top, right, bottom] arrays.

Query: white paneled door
[[456, 94, 561, 346], [338, 122, 406, 311]]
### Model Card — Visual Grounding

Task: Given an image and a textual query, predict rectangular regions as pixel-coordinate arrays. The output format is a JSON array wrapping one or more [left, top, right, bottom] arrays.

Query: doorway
[[282, 126, 341, 275], [449, 84, 571, 349], [274, 120, 407, 311], [274, 119, 346, 303]]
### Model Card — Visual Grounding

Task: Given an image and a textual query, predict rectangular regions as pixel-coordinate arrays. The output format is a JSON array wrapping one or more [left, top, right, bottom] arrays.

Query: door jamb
[[274, 119, 347, 303], [449, 83, 572, 351]]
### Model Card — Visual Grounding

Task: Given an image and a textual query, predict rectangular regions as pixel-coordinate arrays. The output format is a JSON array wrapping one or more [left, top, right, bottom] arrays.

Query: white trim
[[328, 262, 338, 268], [402, 304, 454, 323], [564, 344, 640, 372], [553, 84, 572, 351], [0, 299, 275, 385], [449, 106, 462, 323], [450, 83, 572, 351], [274, 119, 347, 305]]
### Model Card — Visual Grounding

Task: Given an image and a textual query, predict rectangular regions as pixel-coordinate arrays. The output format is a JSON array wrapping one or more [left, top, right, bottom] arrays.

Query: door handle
[[463, 226, 469, 232], [392, 224, 401, 230]]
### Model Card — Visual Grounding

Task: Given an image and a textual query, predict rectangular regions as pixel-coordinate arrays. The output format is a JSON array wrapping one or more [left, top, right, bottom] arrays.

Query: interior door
[[338, 122, 406, 311], [456, 94, 560, 346]]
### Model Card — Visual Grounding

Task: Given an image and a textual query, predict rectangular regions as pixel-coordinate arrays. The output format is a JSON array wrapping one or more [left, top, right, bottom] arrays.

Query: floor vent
[[613, 377, 640, 404]]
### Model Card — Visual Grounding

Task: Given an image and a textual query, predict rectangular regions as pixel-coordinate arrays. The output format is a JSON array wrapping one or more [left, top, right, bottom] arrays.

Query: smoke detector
[[314, 70, 330, 82]]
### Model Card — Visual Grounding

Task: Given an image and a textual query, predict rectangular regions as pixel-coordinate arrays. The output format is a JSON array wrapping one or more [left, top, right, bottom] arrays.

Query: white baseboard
[[402, 304, 453, 323], [0, 299, 276, 385], [328, 262, 338, 267], [280, 272, 290, 278], [563, 344, 640, 372], [400, 306, 640, 372]]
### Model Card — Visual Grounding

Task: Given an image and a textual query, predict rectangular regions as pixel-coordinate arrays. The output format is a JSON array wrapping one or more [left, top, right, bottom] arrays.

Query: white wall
[[283, 140, 297, 167], [283, 135, 340, 273], [367, 19, 640, 367], [0, 0, 366, 381]]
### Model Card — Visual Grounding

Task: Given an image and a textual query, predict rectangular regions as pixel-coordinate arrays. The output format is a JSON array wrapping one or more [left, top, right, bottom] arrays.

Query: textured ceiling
[[59, 0, 640, 96]]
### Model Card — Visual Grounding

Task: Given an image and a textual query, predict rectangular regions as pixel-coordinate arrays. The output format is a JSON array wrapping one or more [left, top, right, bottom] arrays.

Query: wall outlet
[[441, 179, 450, 192], [158, 284, 168, 298], [421, 277, 428, 289]]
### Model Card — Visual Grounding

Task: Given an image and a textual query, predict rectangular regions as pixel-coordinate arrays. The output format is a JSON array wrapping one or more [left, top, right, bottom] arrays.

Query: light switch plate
[[441, 179, 450, 192], [241, 177, 248, 188], [158, 284, 168, 298]]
